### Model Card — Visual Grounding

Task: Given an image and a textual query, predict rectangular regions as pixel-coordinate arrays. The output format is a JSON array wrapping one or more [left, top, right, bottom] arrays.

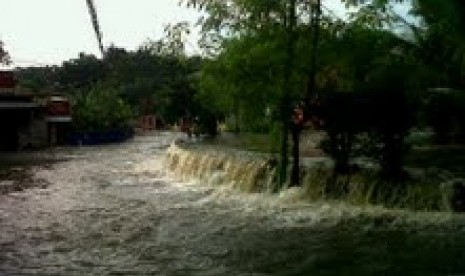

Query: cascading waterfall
[[165, 142, 462, 212], [166, 143, 277, 193]]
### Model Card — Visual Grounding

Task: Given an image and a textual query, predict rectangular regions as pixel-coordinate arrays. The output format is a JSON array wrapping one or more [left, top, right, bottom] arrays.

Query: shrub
[[73, 86, 133, 133]]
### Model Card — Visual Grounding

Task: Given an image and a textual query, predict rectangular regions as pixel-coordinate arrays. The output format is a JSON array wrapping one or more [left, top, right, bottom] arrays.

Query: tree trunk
[[278, 0, 297, 188], [234, 95, 240, 134], [278, 123, 289, 188], [290, 124, 301, 186]]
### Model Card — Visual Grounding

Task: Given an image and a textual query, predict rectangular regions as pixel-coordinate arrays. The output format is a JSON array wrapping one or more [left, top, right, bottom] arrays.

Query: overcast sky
[[0, 0, 202, 67], [0, 1, 409, 68]]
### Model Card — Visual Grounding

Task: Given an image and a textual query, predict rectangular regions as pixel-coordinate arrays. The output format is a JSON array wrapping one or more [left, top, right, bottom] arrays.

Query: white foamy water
[[1, 132, 465, 276]]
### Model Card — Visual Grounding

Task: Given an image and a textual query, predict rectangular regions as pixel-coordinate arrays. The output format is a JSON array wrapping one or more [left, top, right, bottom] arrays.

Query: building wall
[[18, 118, 48, 150]]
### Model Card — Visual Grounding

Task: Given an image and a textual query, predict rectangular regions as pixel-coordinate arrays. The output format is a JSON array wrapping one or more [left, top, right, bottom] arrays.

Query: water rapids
[[1, 132, 464, 275]]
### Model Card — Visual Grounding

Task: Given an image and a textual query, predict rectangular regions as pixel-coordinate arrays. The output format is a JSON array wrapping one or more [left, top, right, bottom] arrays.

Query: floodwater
[[1, 132, 465, 276]]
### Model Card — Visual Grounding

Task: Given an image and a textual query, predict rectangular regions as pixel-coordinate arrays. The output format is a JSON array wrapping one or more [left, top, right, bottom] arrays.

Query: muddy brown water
[[1, 132, 465, 276]]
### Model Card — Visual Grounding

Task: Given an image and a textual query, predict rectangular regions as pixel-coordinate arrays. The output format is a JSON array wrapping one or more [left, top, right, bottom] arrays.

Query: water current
[[1, 132, 465, 276]]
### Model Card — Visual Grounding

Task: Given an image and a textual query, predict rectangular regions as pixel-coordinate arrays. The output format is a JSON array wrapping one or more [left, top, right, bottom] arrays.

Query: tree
[[142, 22, 191, 58], [342, 0, 465, 87], [73, 85, 133, 133], [16, 66, 59, 93], [58, 53, 103, 90], [0, 40, 11, 65], [185, 0, 327, 187]]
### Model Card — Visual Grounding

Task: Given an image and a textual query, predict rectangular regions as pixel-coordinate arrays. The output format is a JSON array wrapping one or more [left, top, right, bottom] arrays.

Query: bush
[[315, 86, 414, 179], [301, 166, 453, 211], [73, 86, 133, 133]]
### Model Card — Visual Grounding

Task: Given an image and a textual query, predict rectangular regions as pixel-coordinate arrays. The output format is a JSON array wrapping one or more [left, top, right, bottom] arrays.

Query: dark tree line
[[15, 45, 211, 133]]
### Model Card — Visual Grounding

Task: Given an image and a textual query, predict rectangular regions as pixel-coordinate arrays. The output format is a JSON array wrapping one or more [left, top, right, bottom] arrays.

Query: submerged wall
[[165, 144, 277, 193]]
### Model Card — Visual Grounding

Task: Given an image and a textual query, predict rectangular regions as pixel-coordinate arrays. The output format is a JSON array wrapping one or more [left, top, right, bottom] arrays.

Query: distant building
[[45, 96, 72, 145], [0, 70, 72, 150]]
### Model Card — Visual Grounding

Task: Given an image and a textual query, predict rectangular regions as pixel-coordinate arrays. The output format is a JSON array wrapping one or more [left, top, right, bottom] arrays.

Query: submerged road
[[1, 132, 465, 276]]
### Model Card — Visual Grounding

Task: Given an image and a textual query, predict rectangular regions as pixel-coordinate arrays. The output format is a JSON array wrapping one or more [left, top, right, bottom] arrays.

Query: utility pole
[[86, 0, 105, 56]]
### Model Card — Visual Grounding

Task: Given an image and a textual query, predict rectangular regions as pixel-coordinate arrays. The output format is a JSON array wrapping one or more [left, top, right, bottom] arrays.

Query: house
[[0, 70, 72, 150]]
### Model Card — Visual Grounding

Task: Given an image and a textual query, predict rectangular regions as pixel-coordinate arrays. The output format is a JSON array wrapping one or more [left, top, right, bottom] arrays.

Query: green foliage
[[142, 22, 191, 57], [72, 86, 133, 132], [16, 66, 58, 93], [301, 165, 450, 211], [59, 53, 103, 90], [187, 0, 426, 180], [17, 44, 204, 129], [344, 0, 465, 88], [189, 0, 315, 134]]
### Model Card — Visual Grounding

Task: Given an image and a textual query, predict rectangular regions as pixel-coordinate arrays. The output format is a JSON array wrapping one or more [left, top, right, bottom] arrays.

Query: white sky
[[0, 1, 410, 68], [0, 0, 202, 67]]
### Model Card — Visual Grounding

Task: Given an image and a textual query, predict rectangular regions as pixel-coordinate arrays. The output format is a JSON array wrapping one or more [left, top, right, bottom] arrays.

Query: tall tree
[[343, 0, 465, 87], [185, 0, 323, 187]]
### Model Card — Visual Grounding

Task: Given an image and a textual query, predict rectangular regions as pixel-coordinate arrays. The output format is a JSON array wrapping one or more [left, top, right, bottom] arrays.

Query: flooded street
[[1, 132, 465, 276]]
